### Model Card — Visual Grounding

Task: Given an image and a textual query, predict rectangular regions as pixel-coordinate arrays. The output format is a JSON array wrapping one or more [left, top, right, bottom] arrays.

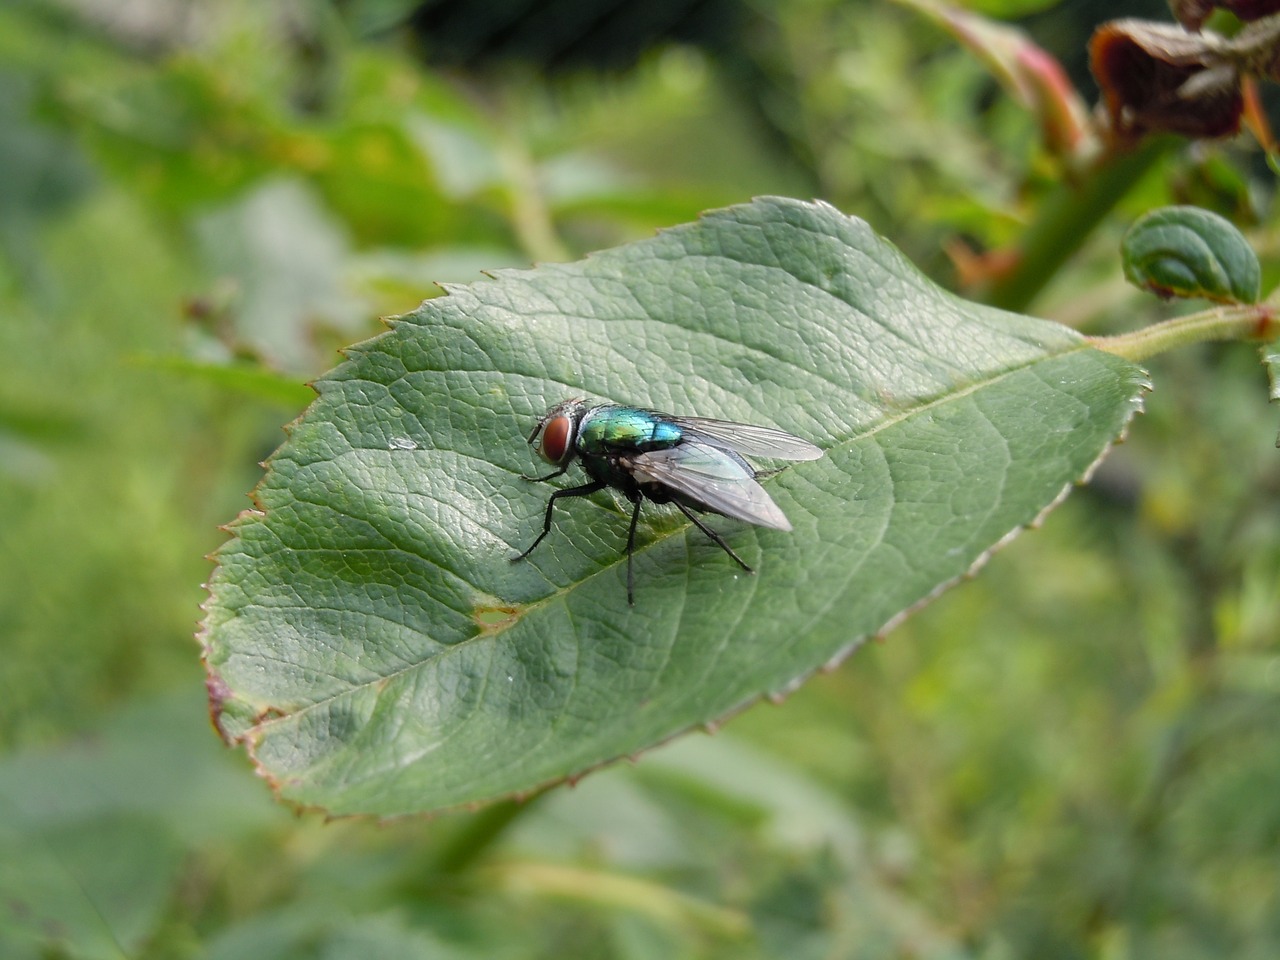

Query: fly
[[511, 398, 823, 604]]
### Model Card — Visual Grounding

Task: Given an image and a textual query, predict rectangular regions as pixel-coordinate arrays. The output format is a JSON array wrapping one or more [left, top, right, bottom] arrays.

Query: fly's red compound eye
[[539, 414, 572, 464]]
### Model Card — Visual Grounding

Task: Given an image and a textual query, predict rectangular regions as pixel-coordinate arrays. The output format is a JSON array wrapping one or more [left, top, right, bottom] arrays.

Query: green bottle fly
[[513, 399, 823, 603]]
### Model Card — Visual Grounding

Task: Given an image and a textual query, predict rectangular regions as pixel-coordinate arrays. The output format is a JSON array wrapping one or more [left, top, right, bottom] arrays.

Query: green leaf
[[1121, 205, 1261, 305], [0, 694, 283, 959], [200, 198, 1148, 816], [130, 355, 314, 408], [958, 0, 1062, 15], [0, 813, 184, 960], [205, 908, 481, 960]]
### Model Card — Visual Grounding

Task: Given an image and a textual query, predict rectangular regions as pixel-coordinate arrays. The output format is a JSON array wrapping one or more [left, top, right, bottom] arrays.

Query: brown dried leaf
[[1171, 1, 1280, 32], [1091, 19, 1243, 141]]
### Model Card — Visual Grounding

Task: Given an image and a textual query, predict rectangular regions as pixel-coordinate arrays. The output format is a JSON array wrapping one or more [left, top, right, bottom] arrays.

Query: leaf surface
[[201, 198, 1148, 815]]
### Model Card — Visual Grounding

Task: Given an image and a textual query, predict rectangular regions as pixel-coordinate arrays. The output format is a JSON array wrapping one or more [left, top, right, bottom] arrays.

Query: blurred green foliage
[[0, 0, 1277, 958]]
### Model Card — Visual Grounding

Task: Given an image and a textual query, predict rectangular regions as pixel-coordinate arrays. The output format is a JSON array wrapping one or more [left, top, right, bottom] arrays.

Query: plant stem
[[430, 792, 545, 875], [986, 137, 1174, 313], [1087, 302, 1279, 362], [498, 134, 571, 264], [492, 91, 570, 264], [484, 861, 751, 938]]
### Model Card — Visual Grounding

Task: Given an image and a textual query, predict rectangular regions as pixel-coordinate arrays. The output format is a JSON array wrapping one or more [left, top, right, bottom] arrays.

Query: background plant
[[2, 1, 1279, 958]]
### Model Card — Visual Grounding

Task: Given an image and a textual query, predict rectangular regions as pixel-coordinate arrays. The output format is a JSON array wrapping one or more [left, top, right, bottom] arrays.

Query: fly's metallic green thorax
[[513, 397, 824, 604], [577, 406, 683, 456]]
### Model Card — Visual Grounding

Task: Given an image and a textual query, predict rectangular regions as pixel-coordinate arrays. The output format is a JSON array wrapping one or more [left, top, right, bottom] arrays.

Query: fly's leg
[[511, 481, 607, 562], [520, 465, 568, 483], [624, 497, 644, 605], [673, 500, 754, 574]]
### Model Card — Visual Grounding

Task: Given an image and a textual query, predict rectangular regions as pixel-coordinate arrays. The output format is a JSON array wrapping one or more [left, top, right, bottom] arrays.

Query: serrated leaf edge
[[199, 351, 1150, 820]]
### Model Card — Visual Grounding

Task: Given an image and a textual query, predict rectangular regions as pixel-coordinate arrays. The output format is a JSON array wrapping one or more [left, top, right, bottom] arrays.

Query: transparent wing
[[667, 416, 823, 461], [629, 442, 793, 530]]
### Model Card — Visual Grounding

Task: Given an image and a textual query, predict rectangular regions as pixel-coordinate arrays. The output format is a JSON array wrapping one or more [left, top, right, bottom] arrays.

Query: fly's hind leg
[[672, 500, 754, 574]]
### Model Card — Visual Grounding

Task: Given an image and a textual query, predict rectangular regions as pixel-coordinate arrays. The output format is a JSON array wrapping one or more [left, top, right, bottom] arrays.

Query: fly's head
[[528, 398, 587, 467]]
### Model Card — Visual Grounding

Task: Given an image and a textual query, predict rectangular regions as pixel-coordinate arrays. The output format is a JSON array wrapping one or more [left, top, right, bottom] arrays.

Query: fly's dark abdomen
[[581, 452, 643, 497]]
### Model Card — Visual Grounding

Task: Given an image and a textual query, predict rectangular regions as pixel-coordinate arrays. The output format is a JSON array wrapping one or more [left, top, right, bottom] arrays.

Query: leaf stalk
[[1087, 302, 1279, 362]]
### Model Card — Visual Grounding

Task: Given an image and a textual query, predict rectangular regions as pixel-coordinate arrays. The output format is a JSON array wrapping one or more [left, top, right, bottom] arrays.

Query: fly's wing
[[667, 416, 823, 461], [629, 442, 793, 530]]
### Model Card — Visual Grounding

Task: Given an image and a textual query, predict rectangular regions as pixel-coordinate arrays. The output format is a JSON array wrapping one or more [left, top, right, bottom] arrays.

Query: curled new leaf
[[1122, 205, 1260, 304]]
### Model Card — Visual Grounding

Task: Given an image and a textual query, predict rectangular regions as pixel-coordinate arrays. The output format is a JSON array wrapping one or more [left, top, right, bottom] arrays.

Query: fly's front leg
[[520, 465, 568, 483], [511, 481, 607, 562]]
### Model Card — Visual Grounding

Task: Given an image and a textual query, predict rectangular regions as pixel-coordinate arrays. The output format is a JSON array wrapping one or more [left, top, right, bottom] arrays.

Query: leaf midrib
[[245, 338, 1099, 733]]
